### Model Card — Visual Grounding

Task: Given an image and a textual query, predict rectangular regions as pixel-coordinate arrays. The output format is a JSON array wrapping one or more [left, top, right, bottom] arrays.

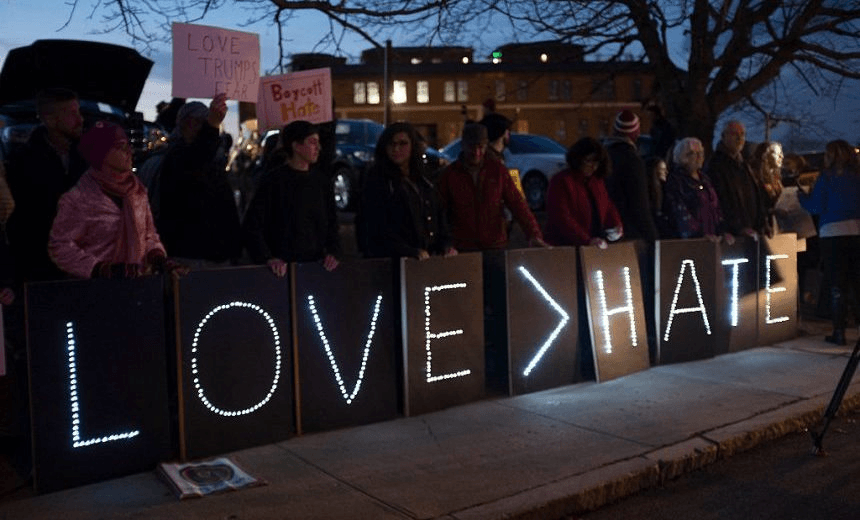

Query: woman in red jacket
[[544, 137, 623, 248]]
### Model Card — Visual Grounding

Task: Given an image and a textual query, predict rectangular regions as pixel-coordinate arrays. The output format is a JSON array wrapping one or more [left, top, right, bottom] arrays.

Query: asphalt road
[[575, 407, 860, 520]]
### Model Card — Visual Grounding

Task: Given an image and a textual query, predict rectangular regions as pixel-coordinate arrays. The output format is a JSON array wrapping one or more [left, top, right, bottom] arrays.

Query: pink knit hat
[[79, 121, 127, 170], [614, 110, 640, 140]]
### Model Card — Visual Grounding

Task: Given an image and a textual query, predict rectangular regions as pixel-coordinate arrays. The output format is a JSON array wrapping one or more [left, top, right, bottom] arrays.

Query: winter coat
[[705, 143, 768, 235], [604, 137, 658, 241], [662, 165, 725, 239], [544, 168, 622, 246]]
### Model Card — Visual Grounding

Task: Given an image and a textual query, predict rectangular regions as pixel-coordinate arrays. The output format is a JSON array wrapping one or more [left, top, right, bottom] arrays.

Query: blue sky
[[1, 1, 857, 149]]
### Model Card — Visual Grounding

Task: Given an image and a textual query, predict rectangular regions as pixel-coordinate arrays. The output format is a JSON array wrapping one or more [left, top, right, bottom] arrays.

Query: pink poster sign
[[172, 22, 260, 102], [257, 68, 333, 132]]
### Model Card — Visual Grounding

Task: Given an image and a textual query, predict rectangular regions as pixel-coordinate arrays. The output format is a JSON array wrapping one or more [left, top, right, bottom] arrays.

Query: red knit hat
[[614, 110, 640, 140], [79, 121, 127, 170]]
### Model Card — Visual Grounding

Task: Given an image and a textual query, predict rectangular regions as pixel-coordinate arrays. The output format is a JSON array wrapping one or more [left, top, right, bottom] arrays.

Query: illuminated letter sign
[[425, 283, 471, 382], [721, 258, 750, 327], [191, 302, 282, 416], [663, 260, 712, 342], [517, 266, 570, 376], [307, 293, 382, 403], [595, 267, 637, 354], [66, 322, 140, 448], [765, 254, 790, 324], [401, 254, 484, 416], [176, 268, 294, 460]]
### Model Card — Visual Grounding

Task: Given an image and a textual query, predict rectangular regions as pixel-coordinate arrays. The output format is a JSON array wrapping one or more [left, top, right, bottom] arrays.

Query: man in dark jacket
[[157, 94, 242, 268], [604, 110, 658, 242], [6, 88, 87, 281], [705, 120, 769, 239]]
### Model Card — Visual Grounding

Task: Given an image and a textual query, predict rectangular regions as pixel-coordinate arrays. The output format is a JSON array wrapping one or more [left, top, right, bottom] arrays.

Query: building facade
[[292, 42, 656, 148]]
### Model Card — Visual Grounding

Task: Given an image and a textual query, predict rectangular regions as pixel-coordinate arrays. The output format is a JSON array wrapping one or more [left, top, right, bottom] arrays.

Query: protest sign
[[172, 22, 260, 102], [257, 68, 333, 131]]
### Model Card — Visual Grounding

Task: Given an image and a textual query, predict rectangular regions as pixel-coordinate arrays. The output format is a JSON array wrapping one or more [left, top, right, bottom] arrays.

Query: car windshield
[[335, 121, 384, 146], [506, 134, 567, 154]]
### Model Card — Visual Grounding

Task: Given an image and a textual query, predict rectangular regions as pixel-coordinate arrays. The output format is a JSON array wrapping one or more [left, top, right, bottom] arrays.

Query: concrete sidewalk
[[2, 321, 859, 520]]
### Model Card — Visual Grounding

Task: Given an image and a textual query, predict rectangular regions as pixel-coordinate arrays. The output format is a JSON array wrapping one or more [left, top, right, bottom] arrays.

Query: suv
[[0, 39, 155, 165], [332, 119, 384, 211], [439, 133, 568, 210]]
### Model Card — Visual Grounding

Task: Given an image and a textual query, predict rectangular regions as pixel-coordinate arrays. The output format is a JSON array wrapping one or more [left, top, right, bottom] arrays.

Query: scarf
[[87, 167, 151, 264]]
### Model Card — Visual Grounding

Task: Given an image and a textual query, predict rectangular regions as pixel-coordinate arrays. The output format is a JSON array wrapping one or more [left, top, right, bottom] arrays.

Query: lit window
[[548, 80, 559, 101], [457, 80, 468, 102], [516, 80, 528, 101], [392, 80, 407, 104], [561, 80, 572, 101], [353, 82, 366, 105], [444, 81, 456, 103], [495, 80, 506, 102], [417, 81, 430, 104], [367, 82, 380, 105]]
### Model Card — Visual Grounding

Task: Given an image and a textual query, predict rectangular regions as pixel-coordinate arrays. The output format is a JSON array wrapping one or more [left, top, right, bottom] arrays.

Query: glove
[[91, 262, 142, 279]]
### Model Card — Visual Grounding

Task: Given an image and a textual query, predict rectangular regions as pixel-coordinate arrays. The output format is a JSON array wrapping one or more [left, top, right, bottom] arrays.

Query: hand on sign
[[589, 237, 608, 249], [322, 254, 339, 272], [208, 93, 228, 128], [267, 257, 288, 278]]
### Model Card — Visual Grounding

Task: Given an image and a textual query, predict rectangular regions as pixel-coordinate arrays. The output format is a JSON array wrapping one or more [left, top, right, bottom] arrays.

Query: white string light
[[66, 322, 139, 448], [765, 254, 790, 324], [191, 302, 282, 417], [517, 266, 570, 376], [663, 259, 712, 342], [594, 267, 637, 354], [307, 293, 383, 404], [424, 283, 471, 382], [721, 258, 750, 327]]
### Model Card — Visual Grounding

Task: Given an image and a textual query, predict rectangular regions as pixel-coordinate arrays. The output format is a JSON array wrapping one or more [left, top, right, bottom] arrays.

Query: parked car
[[0, 39, 155, 166], [439, 133, 568, 210], [332, 119, 384, 211]]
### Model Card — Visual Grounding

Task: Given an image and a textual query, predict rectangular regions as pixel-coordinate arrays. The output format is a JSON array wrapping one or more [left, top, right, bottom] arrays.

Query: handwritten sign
[[257, 68, 333, 131], [172, 22, 260, 102]]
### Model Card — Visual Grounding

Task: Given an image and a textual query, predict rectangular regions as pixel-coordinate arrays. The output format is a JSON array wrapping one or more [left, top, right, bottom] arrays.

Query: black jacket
[[242, 165, 341, 264], [604, 137, 658, 241], [5, 126, 87, 281], [705, 143, 768, 236]]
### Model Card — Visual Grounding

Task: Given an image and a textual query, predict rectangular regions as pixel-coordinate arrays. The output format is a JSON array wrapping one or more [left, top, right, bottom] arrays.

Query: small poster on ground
[[158, 457, 266, 499]]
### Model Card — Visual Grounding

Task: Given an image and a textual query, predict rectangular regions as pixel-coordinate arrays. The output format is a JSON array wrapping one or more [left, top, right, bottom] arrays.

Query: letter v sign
[[306, 294, 383, 404], [518, 267, 570, 376]]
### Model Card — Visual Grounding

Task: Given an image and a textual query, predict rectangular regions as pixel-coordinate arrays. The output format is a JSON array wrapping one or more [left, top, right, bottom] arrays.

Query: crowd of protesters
[[2, 86, 860, 482]]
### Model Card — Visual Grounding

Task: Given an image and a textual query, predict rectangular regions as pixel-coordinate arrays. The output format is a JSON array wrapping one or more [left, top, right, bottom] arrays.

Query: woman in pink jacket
[[49, 121, 178, 279], [544, 137, 623, 248]]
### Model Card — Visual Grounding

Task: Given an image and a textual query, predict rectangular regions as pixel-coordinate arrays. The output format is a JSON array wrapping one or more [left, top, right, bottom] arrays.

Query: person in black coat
[[360, 122, 456, 260], [243, 120, 340, 277]]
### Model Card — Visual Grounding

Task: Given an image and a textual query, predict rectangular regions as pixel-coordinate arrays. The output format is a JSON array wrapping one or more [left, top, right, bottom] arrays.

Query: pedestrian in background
[[360, 122, 456, 260], [798, 139, 860, 345], [544, 137, 622, 248], [243, 120, 340, 277]]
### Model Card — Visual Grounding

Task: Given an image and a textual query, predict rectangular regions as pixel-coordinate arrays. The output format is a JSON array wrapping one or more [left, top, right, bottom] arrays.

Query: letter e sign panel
[[26, 277, 171, 494], [757, 233, 798, 346], [293, 259, 399, 433], [174, 267, 294, 460], [579, 242, 650, 382], [401, 253, 484, 416], [505, 247, 580, 395]]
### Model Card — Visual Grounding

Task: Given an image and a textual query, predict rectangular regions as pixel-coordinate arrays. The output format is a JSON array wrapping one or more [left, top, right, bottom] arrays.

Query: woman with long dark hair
[[360, 122, 456, 259], [544, 136, 622, 248], [799, 139, 860, 345]]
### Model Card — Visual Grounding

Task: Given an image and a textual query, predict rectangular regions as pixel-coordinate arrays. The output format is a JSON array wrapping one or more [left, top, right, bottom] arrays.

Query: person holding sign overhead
[[242, 120, 340, 277], [156, 93, 242, 270]]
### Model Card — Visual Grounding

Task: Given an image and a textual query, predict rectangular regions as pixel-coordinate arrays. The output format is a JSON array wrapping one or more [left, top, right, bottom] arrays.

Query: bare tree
[[491, 0, 860, 149], [67, 0, 860, 148]]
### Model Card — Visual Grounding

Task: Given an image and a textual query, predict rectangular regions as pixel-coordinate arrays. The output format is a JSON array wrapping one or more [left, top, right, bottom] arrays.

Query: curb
[[452, 385, 860, 520]]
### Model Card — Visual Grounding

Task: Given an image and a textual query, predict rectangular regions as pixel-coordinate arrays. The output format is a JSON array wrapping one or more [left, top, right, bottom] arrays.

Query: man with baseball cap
[[437, 123, 546, 251]]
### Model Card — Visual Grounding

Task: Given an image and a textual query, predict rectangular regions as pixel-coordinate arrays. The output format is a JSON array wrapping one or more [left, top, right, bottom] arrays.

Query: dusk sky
[[1, 0, 857, 150]]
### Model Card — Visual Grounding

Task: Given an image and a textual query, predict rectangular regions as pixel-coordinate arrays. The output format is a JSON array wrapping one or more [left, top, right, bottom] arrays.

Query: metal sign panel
[[175, 267, 294, 460], [579, 242, 650, 382], [26, 277, 171, 494], [757, 233, 799, 345], [505, 247, 580, 395], [655, 239, 721, 365], [719, 236, 760, 352], [293, 259, 399, 433], [400, 253, 484, 416]]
